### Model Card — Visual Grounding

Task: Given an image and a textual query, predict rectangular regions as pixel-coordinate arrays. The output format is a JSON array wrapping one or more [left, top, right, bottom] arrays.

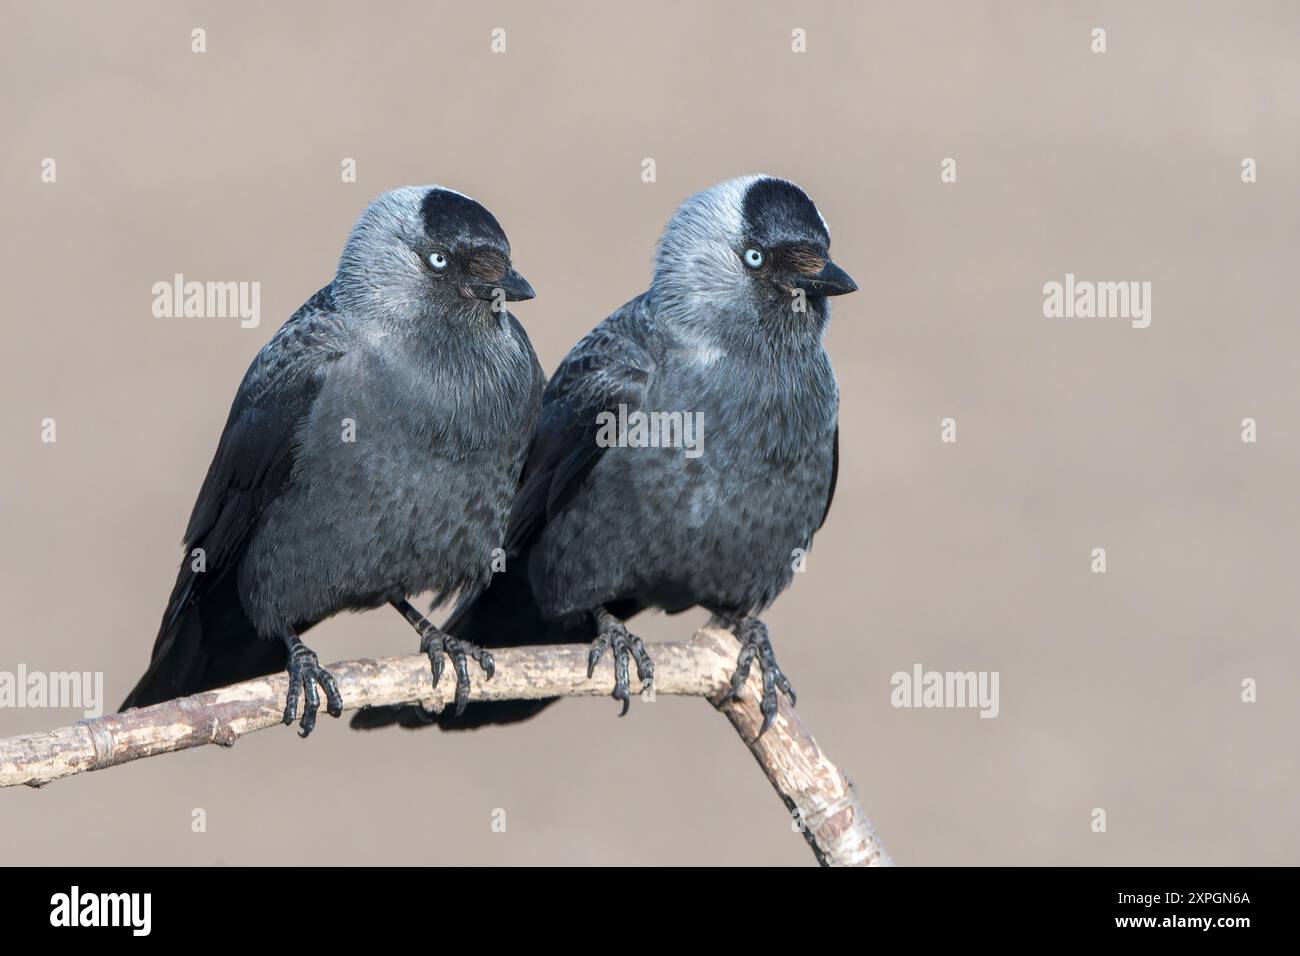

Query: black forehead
[[420, 189, 509, 249], [741, 178, 829, 248]]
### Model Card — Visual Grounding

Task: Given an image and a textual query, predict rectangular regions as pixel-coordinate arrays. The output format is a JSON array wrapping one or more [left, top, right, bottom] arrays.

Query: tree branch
[[0, 627, 892, 866]]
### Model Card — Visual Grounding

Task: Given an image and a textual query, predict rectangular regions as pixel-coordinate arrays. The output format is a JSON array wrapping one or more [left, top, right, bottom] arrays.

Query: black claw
[[322, 672, 344, 718], [301, 674, 320, 737], [587, 639, 607, 679], [282, 643, 341, 738], [723, 642, 756, 704], [588, 615, 654, 715], [452, 652, 471, 717], [777, 675, 796, 708], [614, 647, 631, 708], [423, 633, 446, 687], [725, 619, 796, 736], [629, 636, 655, 690], [419, 626, 492, 716]]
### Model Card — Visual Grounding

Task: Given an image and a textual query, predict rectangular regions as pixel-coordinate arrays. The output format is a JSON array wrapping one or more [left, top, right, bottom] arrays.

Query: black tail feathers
[[120, 571, 287, 711]]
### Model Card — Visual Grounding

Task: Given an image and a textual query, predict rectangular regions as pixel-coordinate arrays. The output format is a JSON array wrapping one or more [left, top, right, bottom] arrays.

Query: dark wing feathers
[[124, 291, 347, 706], [818, 425, 838, 531], [177, 302, 344, 598], [504, 296, 656, 553]]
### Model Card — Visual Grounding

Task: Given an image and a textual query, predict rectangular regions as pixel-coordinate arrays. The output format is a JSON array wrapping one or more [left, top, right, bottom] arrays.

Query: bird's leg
[[281, 634, 343, 738], [720, 616, 796, 737], [390, 599, 495, 717], [587, 606, 655, 716]]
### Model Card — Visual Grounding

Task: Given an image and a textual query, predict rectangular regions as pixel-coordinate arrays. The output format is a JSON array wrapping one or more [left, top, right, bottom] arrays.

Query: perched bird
[[122, 186, 544, 735], [354, 176, 856, 735]]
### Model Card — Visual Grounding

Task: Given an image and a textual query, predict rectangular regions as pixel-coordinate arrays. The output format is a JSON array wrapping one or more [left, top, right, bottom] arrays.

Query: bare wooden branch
[[0, 627, 892, 866]]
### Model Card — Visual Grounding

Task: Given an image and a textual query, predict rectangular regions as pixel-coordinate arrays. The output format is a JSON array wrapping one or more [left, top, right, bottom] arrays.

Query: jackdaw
[[122, 185, 544, 736], [353, 176, 855, 735]]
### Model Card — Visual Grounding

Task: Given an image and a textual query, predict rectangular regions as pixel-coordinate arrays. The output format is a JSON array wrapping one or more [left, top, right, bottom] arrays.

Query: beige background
[[2, 0, 1298, 866]]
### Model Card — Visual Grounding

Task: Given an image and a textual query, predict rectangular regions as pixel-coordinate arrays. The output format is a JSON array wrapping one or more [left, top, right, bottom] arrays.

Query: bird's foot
[[721, 618, 796, 737], [282, 640, 343, 738], [587, 613, 654, 716], [418, 624, 495, 717]]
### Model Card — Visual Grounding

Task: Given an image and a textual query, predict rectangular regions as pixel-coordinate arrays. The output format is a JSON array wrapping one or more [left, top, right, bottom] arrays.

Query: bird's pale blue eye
[[428, 252, 449, 271], [743, 248, 764, 269]]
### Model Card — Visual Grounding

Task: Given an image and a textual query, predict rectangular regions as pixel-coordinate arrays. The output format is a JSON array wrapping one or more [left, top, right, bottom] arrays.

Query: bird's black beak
[[497, 268, 536, 302], [793, 260, 858, 297], [468, 267, 536, 303]]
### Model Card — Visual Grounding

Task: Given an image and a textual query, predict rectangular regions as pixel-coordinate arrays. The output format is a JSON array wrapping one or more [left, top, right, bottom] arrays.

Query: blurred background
[[2, 0, 1298, 865]]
